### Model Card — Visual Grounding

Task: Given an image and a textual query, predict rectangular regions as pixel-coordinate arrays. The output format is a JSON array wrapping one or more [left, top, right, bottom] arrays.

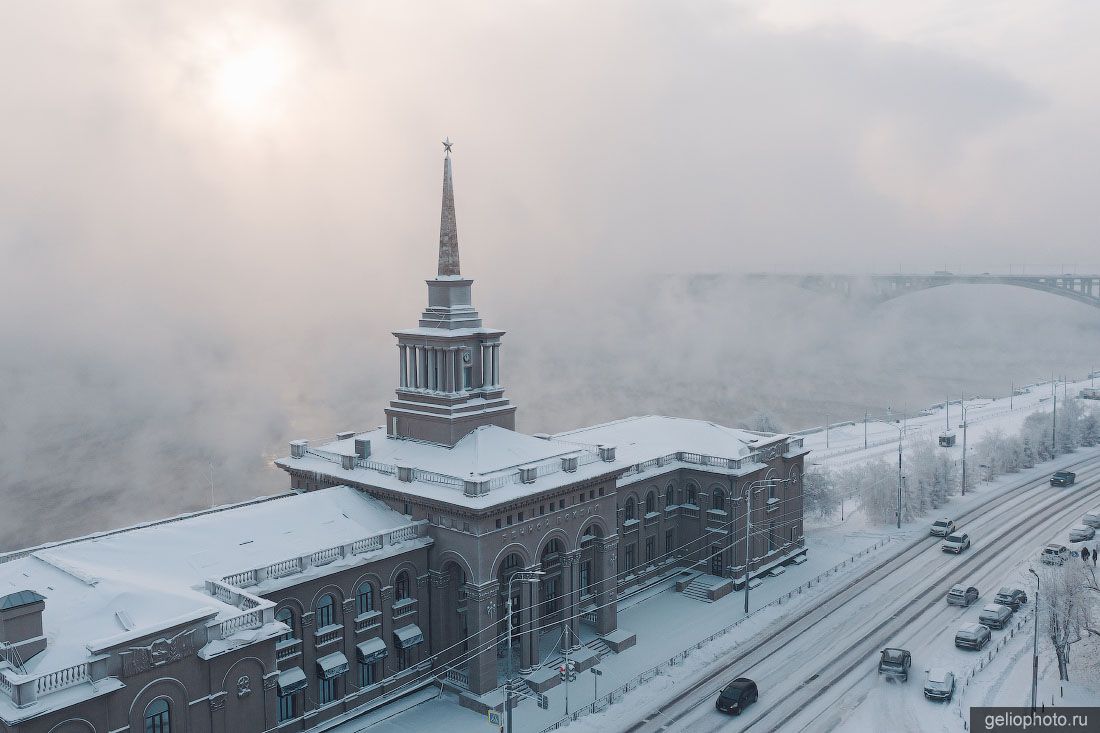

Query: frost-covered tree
[[852, 459, 909, 524], [1057, 396, 1084, 452], [1038, 562, 1093, 681], [741, 412, 782, 433], [977, 429, 1024, 479], [803, 467, 840, 518], [1081, 407, 1100, 447], [1021, 434, 1036, 468], [905, 439, 957, 512], [1022, 411, 1055, 461]]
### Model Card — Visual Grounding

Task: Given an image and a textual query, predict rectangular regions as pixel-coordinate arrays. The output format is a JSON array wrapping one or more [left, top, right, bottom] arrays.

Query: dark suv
[[994, 587, 1028, 610], [1051, 471, 1077, 487], [877, 648, 912, 681], [715, 678, 758, 715]]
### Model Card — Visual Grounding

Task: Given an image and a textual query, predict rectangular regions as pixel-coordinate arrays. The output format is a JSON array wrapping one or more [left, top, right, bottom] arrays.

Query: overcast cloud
[[1, 1, 1098, 548]]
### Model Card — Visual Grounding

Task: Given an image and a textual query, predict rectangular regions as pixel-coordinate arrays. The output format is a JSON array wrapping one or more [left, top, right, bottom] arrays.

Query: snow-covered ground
[[321, 378, 1100, 733]]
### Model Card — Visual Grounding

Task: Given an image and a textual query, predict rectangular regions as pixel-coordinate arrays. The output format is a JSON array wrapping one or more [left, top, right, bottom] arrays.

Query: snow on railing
[[34, 663, 89, 696], [218, 521, 428, 592], [537, 537, 893, 732], [216, 607, 265, 637]]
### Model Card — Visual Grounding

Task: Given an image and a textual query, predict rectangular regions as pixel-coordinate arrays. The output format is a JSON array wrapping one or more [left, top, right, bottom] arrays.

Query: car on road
[[994, 587, 1028, 610], [946, 584, 980, 607], [715, 677, 758, 715], [955, 623, 991, 651], [930, 519, 957, 537], [1069, 525, 1096, 542], [923, 669, 956, 702], [1083, 512, 1100, 529], [978, 603, 1013, 630], [1050, 471, 1077, 487], [1041, 543, 1071, 565], [878, 648, 912, 681], [942, 533, 971, 554]]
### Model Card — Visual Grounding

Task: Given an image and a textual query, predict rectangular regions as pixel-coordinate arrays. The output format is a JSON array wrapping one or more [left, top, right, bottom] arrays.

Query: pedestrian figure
[[1094, 544, 1098, 566], [1084, 546, 1091, 563]]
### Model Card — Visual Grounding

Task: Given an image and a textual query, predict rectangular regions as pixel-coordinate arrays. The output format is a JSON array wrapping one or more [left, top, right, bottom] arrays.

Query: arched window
[[665, 484, 674, 507], [315, 594, 335, 628], [624, 497, 635, 521], [276, 607, 295, 641], [712, 488, 725, 508], [357, 582, 374, 615], [686, 485, 697, 506], [144, 698, 171, 733], [645, 491, 656, 514], [394, 572, 411, 601]]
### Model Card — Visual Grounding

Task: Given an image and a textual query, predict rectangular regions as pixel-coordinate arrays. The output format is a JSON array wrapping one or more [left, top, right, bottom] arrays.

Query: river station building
[[0, 147, 808, 733]]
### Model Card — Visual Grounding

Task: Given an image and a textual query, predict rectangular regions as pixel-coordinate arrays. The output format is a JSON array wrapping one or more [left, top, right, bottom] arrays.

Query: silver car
[[1083, 512, 1100, 529], [930, 519, 956, 537], [978, 603, 1013, 630], [1069, 525, 1096, 542], [942, 533, 971, 554], [955, 623, 991, 650], [924, 668, 955, 701]]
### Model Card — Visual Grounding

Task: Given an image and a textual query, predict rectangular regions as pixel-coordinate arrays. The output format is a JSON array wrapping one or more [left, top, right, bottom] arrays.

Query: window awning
[[278, 667, 307, 695], [356, 637, 389, 664], [394, 624, 424, 649], [317, 652, 349, 680]]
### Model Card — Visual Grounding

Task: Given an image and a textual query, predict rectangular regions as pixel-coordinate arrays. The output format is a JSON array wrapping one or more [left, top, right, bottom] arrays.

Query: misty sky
[[2, 1, 1099, 548]]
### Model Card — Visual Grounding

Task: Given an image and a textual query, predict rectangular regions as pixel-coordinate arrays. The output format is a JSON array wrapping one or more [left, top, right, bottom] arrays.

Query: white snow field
[[314, 378, 1100, 733]]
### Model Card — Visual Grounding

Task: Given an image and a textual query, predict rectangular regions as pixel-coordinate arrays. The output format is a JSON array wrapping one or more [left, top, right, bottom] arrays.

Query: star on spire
[[442, 137, 453, 156]]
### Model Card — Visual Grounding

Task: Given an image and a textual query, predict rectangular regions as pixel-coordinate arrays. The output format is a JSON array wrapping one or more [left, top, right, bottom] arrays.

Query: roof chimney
[[0, 591, 47, 663]]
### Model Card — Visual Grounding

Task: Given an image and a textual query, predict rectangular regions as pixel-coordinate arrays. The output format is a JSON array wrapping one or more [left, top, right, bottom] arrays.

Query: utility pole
[[1029, 568, 1039, 712], [961, 403, 969, 496], [945, 394, 950, 434], [1010, 382, 1014, 410], [825, 414, 830, 449], [1052, 376, 1058, 455], [896, 430, 903, 529], [863, 412, 868, 449], [744, 484, 753, 613], [209, 461, 215, 509]]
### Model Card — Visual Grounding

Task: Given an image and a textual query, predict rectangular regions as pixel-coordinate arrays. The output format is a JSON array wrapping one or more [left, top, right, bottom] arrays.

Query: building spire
[[437, 138, 461, 277]]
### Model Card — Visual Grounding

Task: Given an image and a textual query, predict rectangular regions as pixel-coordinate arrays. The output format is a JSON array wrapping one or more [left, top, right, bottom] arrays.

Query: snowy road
[[623, 452, 1100, 733]]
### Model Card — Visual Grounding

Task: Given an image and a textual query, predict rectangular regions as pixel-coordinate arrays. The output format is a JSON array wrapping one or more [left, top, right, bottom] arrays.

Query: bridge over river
[[729, 272, 1100, 310]]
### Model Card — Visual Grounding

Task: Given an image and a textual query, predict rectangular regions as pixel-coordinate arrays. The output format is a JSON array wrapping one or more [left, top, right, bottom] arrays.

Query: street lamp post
[[1052, 375, 1058, 454], [1028, 568, 1039, 712], [885, 420, 905, 529], [505, 571, 543, 733], [738, 477, 788, 614], [960, 403, 970, 496]]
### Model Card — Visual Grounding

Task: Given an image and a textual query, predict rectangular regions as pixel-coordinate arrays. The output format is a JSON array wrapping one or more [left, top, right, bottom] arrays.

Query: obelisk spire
[[437, 138, 461, 277]]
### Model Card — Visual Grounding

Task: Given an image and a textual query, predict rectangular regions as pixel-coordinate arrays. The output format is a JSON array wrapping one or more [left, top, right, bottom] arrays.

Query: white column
[[428, 348, 437, 391], [444, 348, 454, 393], [418, 346, 427, 389], [399, 345, 408, 388], [492, 344, 501, 387]]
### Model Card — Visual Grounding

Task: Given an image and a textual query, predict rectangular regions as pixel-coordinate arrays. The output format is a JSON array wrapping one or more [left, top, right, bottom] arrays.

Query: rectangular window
[[518, 511, 524, 522], [278, 693, 296, 722], [665, 529, 675, 554], [496, 518, 501, 529], [589, 490, 594, 501], [559, 499, 565, 510], [318, 677, 336, 706], [769, 520, 777, 552], [599, 487, 604, 497], [397, 647, 408, 671], [540, 505, 545, 516], [507, 515, 513, 526], [625, 544, 636, 572], [580, 562, 591, 594], [403, 502, 411, 515], [645, 537, 655, 563], [359, 661, 376, 688], [463, 365, 472, 389]]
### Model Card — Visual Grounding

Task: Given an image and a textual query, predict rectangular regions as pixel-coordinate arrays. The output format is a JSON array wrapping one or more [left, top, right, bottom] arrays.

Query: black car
[[993, 587, 1028, 610], [1051, 471, 1077, 487], [716, 678, 758, 715], [878, 648, 912, 681]]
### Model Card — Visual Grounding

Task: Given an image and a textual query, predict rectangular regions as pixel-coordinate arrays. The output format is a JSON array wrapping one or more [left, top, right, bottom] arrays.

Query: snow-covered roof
[[0, 486, 425, 703], [554, 415, 787, 464], [277, 416, 801, 508]]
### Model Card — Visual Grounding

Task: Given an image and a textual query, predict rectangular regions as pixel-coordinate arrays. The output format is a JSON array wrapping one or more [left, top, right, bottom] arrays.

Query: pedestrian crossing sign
[[487, 710, 502, 727]]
